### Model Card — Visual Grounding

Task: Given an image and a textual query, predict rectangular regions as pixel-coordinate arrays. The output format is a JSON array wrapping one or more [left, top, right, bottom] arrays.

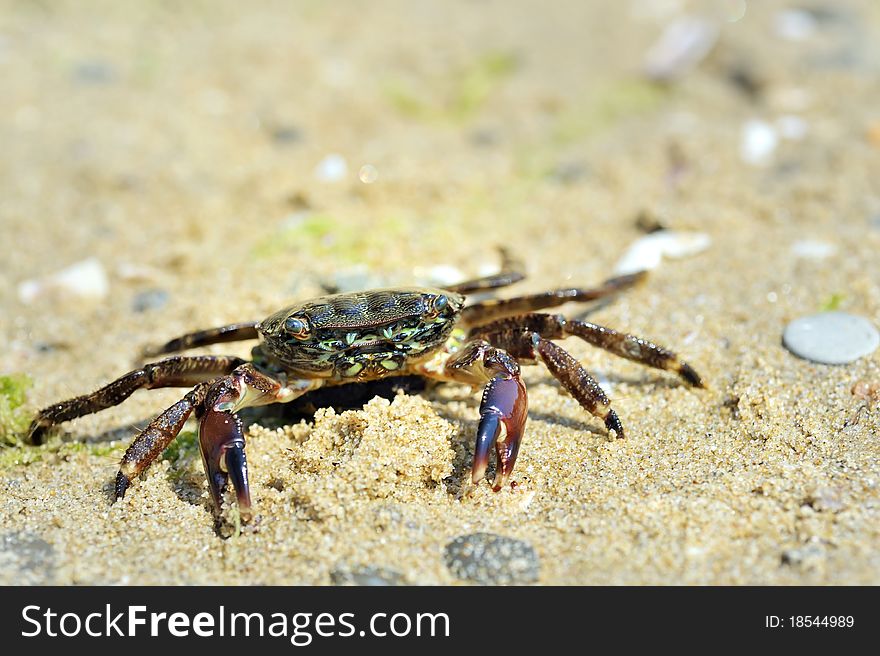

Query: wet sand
[[1, 0, 879, 585]]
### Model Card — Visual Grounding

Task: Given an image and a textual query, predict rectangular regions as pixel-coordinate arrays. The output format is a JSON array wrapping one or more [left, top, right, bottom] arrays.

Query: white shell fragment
[[614, 230, 711, 275], [18, 257, 109, 304], [783, 312, 880, 365], [643, 16, 719, 81]]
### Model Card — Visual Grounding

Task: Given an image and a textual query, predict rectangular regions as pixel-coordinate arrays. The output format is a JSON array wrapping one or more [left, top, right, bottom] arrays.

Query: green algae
[[0, 374, 33, 447], [384, 50, 518, 122]]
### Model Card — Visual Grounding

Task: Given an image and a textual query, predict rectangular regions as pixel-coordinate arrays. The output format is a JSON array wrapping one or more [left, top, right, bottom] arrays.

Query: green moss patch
[[0, 374, 34, 447]]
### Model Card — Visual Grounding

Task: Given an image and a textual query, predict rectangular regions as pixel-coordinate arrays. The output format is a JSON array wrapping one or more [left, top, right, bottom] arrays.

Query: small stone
[[444, 532, 540, 584], [781, 543, 824, 569], [314, 154, 348, 182], [132, 288, 169, 313], [549, 160, 589, 184], [740, 120, 778, 165], [805, 486, 846, 513], [775, 10, 817, 41], [783, 312, 879, 365], [0, 531, 56, 585], [271, 126, 302, 144], [330, 565, 407, 586], [72, 59, 117, 84], [468, 128, 499, 146], [777, 115, 808, 140]]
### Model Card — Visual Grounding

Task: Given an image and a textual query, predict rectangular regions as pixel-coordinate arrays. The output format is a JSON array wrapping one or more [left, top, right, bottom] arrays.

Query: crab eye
[[284, 315, 311, 340], [427, 294, 448, 317]]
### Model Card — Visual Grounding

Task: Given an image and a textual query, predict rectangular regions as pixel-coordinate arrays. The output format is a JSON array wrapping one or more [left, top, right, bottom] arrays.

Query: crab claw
[[199, 408, 253, 522], [473, 373, 528, 490]]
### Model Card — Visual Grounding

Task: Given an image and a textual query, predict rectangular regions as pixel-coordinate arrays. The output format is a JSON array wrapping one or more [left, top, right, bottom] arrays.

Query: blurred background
[[3, 0, 879, 351]]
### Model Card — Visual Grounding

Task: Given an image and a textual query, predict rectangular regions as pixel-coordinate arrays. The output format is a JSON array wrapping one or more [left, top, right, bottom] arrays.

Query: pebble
[[614, 230, 711, 275], [314, 154, 348, 182], [775, 10, 818, 41], [740, 120, 779, 165], [443, 532, 540, 584], [805, 486, 846, 513], [783, 312, 880, 365], [781, 543, 824, 568], [776, 115, 808, 140], [0, 531, 56, 584], [72, 59, 117, 84], [18, 257, 109, 304], [271, 125, 302, 144], [132, 288, 169, 313], [330, 565, 406, 586]]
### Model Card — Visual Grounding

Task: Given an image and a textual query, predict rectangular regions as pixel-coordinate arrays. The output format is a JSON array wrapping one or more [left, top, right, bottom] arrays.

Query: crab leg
[[471, 313, 703, 388], [479, 329, 624, 438], [197, 364, 322, 520], [28, 355, 246, 444], [115, 382, 211, 500], [427, 340, 528, 489], [460, 271, 646, 327], [142, 322, 259, 358]]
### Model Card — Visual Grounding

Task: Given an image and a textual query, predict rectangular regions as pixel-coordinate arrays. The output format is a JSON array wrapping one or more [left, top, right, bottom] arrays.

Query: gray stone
[[444, 532, 539, 584], [783, 311, 879, 365], [0, 531, 56, 585], [73, 59, 117, 84], [132, 288, 169, 313], [330, 565, 407, 586]]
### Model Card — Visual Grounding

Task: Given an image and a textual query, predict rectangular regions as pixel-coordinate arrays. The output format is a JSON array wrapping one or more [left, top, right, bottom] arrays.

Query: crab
[[28, 252, 703, 522]]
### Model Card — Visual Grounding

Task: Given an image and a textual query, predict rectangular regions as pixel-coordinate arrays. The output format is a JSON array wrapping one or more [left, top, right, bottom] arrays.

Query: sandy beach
[[1, 0, 878, 585]]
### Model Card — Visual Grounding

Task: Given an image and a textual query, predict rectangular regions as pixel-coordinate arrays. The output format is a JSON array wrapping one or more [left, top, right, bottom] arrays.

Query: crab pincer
[[199, 408, 252, 522], [473, 373, 528, 490], [198, 379, 255, 522]]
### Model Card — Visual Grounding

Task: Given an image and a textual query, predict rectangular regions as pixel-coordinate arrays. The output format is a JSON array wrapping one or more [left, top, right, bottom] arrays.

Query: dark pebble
[[550, 160, 589, 184], [443, 532, 540, 584], [468, 128, 500, 147], [73, 60, 117, 84], [132, 288, 169, 313], [271, 126, 303, 145]]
